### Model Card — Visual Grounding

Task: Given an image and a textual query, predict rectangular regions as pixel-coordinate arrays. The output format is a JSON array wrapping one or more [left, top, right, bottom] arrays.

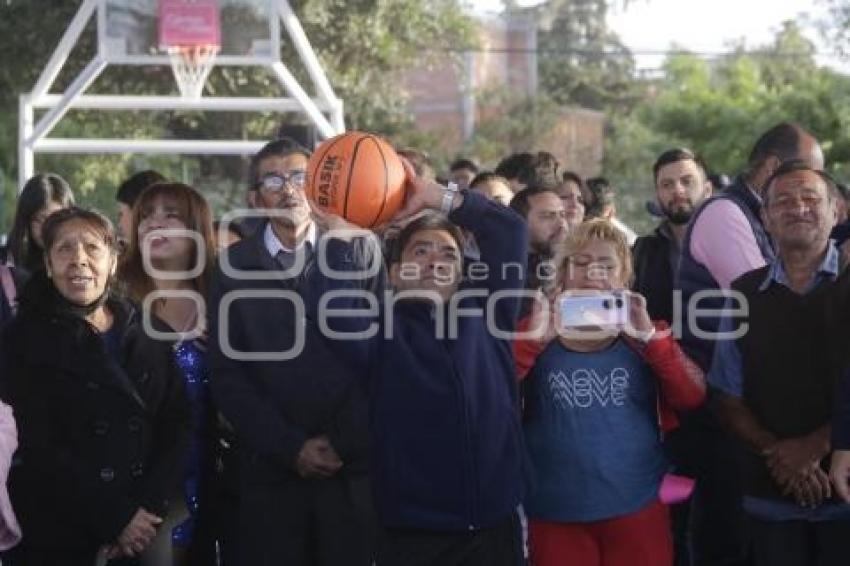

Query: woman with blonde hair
[[514, 219, 706, 566]]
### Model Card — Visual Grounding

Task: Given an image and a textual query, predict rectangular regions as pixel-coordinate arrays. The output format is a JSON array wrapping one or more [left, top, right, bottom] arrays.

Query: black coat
[[209, 225, 371, 479], [0, 272, 191, 553], [632, 224, 677, 325], [0, 266, 27, 328]]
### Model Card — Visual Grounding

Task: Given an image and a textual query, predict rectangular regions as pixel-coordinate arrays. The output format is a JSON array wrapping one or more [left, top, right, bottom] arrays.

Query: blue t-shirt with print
[[523, 338, 667, 522]]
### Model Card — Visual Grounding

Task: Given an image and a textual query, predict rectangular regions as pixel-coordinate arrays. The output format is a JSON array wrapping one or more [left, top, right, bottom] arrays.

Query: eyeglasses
[[256, 171, 306, 193]]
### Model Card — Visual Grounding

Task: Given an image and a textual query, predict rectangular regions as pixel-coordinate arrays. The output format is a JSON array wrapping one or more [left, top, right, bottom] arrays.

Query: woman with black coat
[[0, 207, 190, 566]]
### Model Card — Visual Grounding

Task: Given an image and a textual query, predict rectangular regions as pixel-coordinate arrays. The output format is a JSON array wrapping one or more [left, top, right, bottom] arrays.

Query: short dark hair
[[561, 170, 584, 187], [249, 137, 311, 190], [469, 171, 508, 190], [495, 151, 560, 188], [652, 148, 708, 183], [42, 207, 117, 256], [390, 212, 465, 266], [116, 170, 166, 206], [450, 158, 479, 174], [763, 159, 837, 206], [509, 186, 560, 219], [495, 153, 534, 180], [748, 123, 812, 168]]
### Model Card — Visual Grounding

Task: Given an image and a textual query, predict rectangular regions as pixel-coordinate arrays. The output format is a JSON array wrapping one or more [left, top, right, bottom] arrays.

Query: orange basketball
[[306, 131, 407, 228]]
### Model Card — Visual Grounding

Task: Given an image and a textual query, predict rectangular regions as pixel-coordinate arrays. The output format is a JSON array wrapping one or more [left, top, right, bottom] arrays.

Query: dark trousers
[[235, 473, 375, 566], [2, 545, 139, 566], [668, 409, 751, 566], [749, 516, 850, 566], [377, 512, 523, 566]]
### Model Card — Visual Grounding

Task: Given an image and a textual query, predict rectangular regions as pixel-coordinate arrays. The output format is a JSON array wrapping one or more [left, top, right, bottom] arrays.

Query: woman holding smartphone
[[514, 219, 706, 566]]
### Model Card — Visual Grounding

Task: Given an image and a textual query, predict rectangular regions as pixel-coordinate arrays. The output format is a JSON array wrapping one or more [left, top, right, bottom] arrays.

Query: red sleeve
[[514, 315, 548, 381], [641, 321, 706, 411]]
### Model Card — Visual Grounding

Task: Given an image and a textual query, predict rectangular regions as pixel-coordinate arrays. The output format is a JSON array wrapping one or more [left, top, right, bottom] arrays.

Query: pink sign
[[159, 0, 221, 47]]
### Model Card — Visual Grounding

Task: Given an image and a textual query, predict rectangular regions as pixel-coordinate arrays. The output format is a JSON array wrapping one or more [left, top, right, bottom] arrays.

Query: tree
[[0, 0, 475, 230], [603, 19, 850, 232], [535, 0, 639, 110]]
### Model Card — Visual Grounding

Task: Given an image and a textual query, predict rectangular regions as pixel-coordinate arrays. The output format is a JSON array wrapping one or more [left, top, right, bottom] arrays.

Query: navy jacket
[[632, 223, 677, 325], [208, 225, 372, 478], [307, 191, 529, 531]]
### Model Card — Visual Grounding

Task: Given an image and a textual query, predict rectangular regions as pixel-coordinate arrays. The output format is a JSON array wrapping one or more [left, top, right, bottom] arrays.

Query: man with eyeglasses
[[209, 138, 377, 565]]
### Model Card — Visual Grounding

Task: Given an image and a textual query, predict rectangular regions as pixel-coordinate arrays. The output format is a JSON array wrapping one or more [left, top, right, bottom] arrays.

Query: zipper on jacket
[[442, 340, 478, 529]]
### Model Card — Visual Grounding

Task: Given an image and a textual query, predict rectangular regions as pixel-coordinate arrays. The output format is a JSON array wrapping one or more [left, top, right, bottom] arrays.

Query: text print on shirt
[[548, 367, 630, 409]]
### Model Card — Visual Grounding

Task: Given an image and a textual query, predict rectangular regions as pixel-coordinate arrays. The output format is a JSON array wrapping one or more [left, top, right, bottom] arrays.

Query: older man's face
[[763, 170, 837, 252]]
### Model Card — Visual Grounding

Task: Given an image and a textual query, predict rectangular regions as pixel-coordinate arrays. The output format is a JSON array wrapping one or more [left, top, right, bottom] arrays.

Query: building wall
[[401, 13, 604, 176]]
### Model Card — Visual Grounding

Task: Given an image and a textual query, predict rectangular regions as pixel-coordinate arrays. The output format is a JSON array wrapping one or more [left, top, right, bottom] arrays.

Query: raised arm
[[387, 163, 528, 330]]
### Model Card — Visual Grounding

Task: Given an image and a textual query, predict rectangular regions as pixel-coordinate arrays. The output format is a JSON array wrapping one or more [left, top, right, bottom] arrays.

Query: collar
[[742, 177, 763, 205], [264, 221, 317, 257], [758, 240, 840, 293], [656, 221, 674, 241]]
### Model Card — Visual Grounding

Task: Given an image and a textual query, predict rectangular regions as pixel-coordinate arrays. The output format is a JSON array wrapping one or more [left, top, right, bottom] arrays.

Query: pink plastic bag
[[659, 473, 696, 505]]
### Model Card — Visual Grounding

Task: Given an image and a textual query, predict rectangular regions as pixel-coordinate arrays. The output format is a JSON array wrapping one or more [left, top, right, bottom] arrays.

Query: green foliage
[[536, 0, 639, 111], [604, 20, 850, 233]]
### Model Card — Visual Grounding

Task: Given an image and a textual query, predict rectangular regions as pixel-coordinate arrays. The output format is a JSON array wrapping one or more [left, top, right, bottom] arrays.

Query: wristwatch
[[440, 182, 459, 215]]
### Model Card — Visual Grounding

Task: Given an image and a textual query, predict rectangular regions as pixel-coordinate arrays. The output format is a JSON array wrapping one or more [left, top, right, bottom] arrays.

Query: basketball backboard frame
[[98, 0, 281, 66], [18, 0, 345, 188]]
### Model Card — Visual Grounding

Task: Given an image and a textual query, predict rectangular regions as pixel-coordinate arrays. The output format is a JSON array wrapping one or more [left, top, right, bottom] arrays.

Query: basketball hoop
[[167, 44, 219, 99], [159, 0, 221, 99]]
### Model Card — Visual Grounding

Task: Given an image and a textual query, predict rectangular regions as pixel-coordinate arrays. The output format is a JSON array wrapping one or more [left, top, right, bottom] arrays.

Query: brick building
[[401, 10, 604, 177]]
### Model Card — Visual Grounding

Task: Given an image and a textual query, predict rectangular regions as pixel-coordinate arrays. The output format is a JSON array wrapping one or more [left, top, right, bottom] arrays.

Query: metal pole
[[33, 139, 268, 155], [31, 94, 330, 113], [30, 0, 99, 101], [28, 57, 107, 146], [331, 99, 346, 133], [269, 62, 336, 139], [278, 0, 338, 108], [18, 96, 34, 189]]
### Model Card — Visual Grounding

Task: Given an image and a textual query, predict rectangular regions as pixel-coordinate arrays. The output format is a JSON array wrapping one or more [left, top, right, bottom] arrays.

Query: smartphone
[[558, 290, 628, 330]]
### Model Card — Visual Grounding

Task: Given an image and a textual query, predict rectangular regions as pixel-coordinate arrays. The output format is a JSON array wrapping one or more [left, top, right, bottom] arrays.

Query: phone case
[[559, 292, 628, 329]]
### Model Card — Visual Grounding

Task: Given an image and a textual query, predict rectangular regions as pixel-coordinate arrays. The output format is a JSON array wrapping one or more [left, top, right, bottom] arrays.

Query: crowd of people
[[0, 122, 848, 566]]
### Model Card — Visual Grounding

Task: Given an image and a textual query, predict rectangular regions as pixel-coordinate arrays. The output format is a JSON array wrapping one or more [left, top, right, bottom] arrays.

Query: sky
[[469, 0, 846, 73]]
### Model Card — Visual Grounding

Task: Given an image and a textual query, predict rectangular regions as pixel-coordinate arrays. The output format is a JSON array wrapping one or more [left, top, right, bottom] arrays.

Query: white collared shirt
[[264, 221, 317, 257]]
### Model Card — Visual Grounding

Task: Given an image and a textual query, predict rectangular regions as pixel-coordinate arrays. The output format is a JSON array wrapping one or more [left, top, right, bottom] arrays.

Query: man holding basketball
[[308, 163, 529, 566], [209, 138, 376, 566]]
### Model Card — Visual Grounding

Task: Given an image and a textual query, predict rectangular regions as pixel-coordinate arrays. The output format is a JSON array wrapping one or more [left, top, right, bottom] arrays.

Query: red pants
[[529, 500, 673, 566]]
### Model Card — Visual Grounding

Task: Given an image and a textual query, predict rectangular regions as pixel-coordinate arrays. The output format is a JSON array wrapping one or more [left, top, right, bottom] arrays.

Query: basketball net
[[167, 44, 220, 99]]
